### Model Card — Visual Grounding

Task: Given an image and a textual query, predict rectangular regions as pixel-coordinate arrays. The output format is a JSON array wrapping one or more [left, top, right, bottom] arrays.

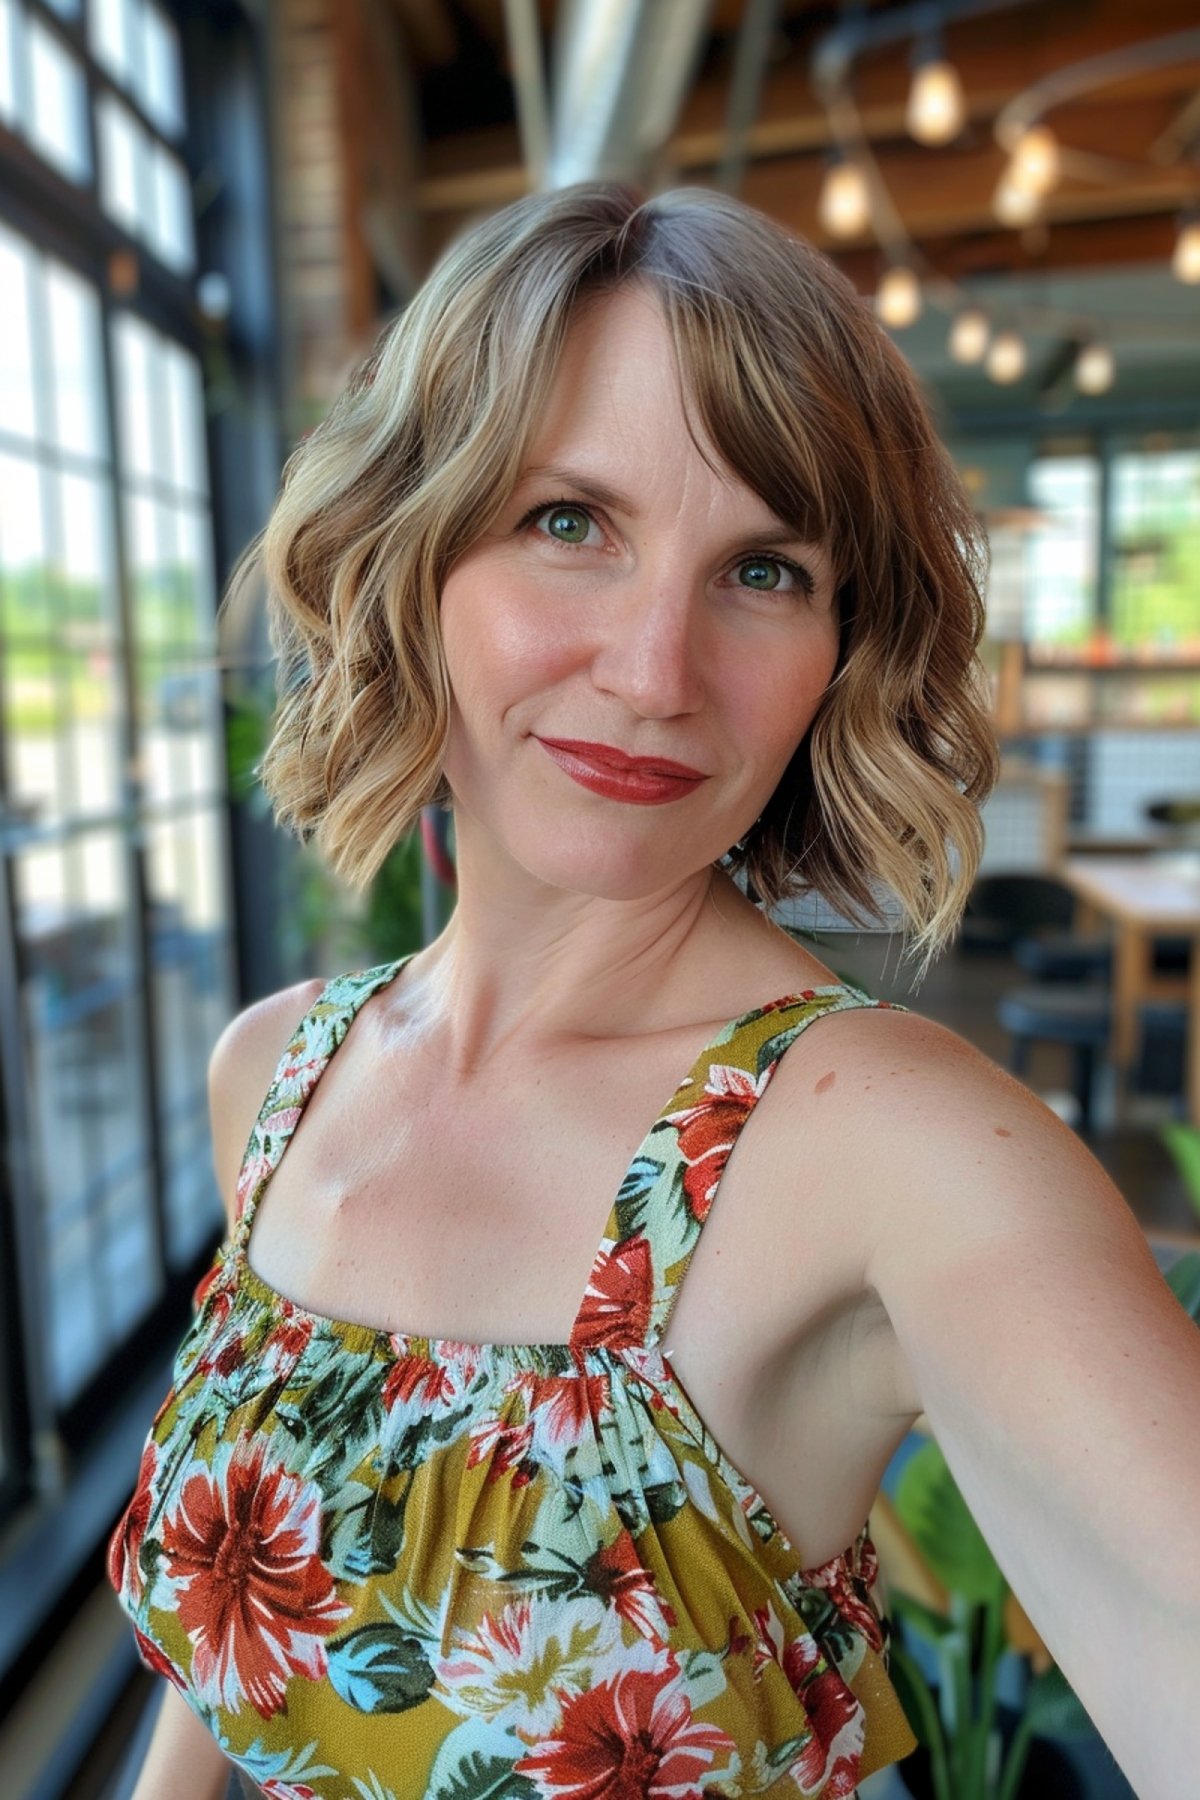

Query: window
[[0, 2, 235, 1509], [1111, 447, 1200, 656], [1026, 455, 1099, 653]]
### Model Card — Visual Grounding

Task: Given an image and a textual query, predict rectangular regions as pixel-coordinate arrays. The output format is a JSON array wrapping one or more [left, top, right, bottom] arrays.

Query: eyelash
[[513, 497, 816, 598]]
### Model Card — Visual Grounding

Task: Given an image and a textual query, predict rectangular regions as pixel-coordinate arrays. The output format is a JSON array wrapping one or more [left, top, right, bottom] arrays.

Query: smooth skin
[[133, 286, 1199, 1796]]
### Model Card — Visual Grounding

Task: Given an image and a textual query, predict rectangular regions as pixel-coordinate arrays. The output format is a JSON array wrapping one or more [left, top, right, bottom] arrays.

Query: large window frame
[[0, 0, 266, 1563]]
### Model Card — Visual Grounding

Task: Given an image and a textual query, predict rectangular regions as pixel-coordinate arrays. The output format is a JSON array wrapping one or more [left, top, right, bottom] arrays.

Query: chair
[[996, 984, 1112, 1134], [962, 872, 1113, 979]]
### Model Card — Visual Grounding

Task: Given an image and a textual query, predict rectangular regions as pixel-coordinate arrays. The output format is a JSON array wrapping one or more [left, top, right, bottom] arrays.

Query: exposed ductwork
[[545, 0, 716, 188]]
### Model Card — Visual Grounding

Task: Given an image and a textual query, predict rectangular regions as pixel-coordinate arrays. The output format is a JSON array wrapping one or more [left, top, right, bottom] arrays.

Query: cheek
[[441, 573, 583, 718]]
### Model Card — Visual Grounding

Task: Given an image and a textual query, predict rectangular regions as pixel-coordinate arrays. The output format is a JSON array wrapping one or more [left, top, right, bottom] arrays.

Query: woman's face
[[438, 283, 842, 901]]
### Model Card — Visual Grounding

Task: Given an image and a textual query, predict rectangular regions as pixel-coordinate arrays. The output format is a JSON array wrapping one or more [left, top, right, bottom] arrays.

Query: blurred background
[[0, 1, 1198, 1795]]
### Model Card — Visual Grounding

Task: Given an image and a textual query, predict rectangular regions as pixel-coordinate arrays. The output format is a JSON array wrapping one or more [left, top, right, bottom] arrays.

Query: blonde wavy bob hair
[[228, 180, 999, 982]]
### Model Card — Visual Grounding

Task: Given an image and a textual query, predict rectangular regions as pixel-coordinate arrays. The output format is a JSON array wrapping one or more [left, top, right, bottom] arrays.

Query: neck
[[401, 827, 783, 1075]]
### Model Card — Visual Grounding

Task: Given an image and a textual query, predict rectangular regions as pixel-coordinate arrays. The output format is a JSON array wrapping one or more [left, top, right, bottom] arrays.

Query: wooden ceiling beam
[[832, 210, 1181, 288]]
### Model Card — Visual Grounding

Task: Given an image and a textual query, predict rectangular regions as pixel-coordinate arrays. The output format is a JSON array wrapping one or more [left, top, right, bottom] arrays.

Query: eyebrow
[[520, 462, 824, 556]]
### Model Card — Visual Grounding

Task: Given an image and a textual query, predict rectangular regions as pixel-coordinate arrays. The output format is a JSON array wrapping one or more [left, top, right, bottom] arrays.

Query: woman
[[110, 183, 1199, 1800]]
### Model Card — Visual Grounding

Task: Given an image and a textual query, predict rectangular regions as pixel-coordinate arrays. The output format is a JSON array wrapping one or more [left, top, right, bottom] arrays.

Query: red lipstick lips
[[534, 737, 707, 805]]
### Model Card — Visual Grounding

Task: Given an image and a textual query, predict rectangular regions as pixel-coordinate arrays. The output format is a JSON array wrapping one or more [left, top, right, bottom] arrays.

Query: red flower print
[[782, 1634, 863, 1795], [263, 1307, 314, 1373], [383, 1351, 459, 1411], [261, 1783, 318, 1799], [161, 1436, 350, 1718], [133, 1625, 186, 1690], [192, 1259, 223, 1315], [107, 1441, 158, 1604], [798, 1542, 885, 1653], [572, 1235, 653, 1350], [235, 1148, 274, 1218], [515, 1663, 733, 1798], [751, 1607, 863, 1796], [516, 1371, 613, 1447], [664, 1064, 768, 1223], [468, 1415, 537, 1484], [583, 1531, 678, 1645]]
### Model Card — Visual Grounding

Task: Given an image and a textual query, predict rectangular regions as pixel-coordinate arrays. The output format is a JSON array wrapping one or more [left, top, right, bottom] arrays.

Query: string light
[[907, 57, 965, 146], [948, 308, 990, 363], [1075, 342, 1115, 395], [986, 330, 1026, 384], [1006, 123, 1060, 195], [993, 177, 1040, 226], [818, 157, 871, 238], [875, 264, 923, 328], [1172, 216, 1200, 284]]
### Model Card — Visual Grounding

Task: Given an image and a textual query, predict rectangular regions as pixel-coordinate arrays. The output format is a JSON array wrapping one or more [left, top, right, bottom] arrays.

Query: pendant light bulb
[[986, 330, 1026, 384], [875, 264, 923, 328], [818, 158, 871, 239], [993, 177, 1040, 226], [1172, 218, 1200, 284], [1075, 342, 1115, 395], [907, 57, 966, 146], [1007, 123, 1059, 196], [948, 308, 990, 364]]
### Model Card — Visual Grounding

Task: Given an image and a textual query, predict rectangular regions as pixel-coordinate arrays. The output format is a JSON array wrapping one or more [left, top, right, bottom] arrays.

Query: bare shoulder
[[208, 975, 327, 1232], [784, 999, 1160, 1408]]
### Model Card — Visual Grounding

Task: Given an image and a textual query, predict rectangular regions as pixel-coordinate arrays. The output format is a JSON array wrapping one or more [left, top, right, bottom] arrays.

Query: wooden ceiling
[[382, 0, 1200, 286]]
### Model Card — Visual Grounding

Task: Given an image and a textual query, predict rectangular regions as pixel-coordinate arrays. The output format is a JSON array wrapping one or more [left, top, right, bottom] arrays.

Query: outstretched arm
[[831, 1009, 1200, 1799]]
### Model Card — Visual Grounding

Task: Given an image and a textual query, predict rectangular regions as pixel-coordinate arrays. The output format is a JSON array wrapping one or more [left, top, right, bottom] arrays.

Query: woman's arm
[[823, 1008, 1200, 1799], [129, 1680, 232, 1800]]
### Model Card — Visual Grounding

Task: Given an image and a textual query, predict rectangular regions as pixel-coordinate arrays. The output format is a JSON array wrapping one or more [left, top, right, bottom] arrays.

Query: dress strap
[[568, 985, 908, 1355], [231, 954, 416, 1243]]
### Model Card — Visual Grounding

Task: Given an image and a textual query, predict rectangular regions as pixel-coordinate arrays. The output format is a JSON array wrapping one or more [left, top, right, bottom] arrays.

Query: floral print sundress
[[108, 954, 918, 1799]]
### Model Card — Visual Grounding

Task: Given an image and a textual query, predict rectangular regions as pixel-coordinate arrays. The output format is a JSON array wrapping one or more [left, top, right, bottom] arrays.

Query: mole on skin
[[994, 1127, 1013, 1137], [815, 1071, 837, 1094]]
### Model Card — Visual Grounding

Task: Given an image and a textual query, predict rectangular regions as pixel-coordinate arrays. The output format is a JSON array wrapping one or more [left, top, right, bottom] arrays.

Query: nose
[[589, 578, 707, 719]]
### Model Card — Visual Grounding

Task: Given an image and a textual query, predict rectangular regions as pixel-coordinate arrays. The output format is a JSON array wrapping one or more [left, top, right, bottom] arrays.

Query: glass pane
[[88, 0, 131, 87], [101, 1167, 161, 1339], [43, 0, 82, 16], [96, 90, 142, 235], [0, 0, 18, 127], [140, 1, 183, 137], [149, 143, 194, 274], [164, 342, 206, 498], [146, 812, 233, 1260], [0, 456, 63, 829], [58, 470, 123, 818], [15, 844, 103, 1406], [112, 310, 156, 480], [27, 13, 88, 183], [45, 261, 105, 461], [0, 226, 37, 442], [1027, 457, 1099, 654], [1111, 449, 1200, 657]]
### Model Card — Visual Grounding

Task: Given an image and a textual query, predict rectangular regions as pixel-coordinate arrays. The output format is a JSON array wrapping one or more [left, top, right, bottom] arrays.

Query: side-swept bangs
[[225, 180, 999, 984]]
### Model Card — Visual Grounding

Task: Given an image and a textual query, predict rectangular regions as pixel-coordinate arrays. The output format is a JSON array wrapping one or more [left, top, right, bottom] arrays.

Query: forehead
[[531, 285, 682, 435]]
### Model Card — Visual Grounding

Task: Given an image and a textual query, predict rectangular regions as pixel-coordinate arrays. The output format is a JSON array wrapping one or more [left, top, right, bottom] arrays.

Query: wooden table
[[1059, 856, 1200, 1124]]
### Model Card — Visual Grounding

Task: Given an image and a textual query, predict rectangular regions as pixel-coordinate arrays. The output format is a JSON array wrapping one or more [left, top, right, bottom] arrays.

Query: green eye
[[737, 557, 782, 590], [545, 507, 591, 543]]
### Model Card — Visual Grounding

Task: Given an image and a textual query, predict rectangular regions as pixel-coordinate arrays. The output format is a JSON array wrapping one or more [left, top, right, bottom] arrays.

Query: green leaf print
[[429, 1751, 538, 1800], [325, 1623, 435, 1714], [615, 1153, 664, 1238]]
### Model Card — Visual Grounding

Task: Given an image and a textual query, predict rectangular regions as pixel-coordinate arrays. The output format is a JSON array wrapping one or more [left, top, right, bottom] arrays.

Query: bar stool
[[996, 984, 1112, 1134]]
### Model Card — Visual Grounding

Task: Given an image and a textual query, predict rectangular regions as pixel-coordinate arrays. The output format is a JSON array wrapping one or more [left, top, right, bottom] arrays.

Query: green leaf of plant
[[895, 1439, 1005, 1603], [1023, 1663, 1095, 1739], [1163, 1246, 1200, 1321], [890, 1590, 955, 1643], [1161, 1126, 1200, 1223]]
